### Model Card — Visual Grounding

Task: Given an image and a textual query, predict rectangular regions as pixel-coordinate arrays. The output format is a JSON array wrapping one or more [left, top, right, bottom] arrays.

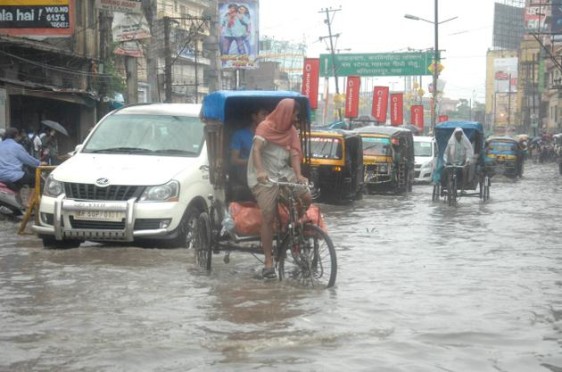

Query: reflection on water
[[0, 163, 561, 371]]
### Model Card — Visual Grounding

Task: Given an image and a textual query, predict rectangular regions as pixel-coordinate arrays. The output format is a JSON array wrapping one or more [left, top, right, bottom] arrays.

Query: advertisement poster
[[372, 86, 389, 124], [345, 76, 361, 118], [390, 93, 403, 126], [0, 0, 75, 37], [494, 57, 518, 93], [218, 0, 258, 69], [411, 105, 424, 131], [112, 12, 151, 42], [302, 58, 320, 110]]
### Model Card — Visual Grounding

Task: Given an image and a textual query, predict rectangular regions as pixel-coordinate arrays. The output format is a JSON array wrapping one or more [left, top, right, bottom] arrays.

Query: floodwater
[[1, 163, 561, 371]]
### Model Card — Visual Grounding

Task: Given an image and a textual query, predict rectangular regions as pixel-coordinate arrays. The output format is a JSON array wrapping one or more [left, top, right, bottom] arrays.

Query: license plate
[[74, 210, 124, 222]]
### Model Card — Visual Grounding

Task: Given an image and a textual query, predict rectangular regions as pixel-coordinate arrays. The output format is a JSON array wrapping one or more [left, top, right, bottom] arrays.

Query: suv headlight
[[43, 174, 64, 197], [139, 180, 180, 202]]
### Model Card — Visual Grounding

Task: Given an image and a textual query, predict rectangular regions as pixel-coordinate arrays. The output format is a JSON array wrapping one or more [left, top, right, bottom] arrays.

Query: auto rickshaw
[[307, 129, 364, 203], [432, 121, 491, 206], [196, 90, 337, 288], [353, 125, 415, 194], [484, 136, 524, 178]]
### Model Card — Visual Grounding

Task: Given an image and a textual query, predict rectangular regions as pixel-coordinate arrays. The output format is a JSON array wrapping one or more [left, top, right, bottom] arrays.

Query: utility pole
[[164, 15, 210, 103], [319, 6, 342, 120], [142, 0, 159, 102], [164, 16, 173, 103]]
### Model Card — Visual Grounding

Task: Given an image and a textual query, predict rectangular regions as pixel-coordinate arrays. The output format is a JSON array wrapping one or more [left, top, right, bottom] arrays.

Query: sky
[[259, 0, 496, 102]]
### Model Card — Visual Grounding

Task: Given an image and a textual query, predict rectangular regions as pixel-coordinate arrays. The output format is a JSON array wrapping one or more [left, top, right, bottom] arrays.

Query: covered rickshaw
[[197, 90, 337, 288], [432, 121, 491, 205]]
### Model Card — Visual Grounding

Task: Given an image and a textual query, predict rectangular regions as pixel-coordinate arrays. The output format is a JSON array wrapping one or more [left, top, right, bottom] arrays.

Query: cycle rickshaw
[[195, 90, 337, 288], [432, 121, 491, 206]]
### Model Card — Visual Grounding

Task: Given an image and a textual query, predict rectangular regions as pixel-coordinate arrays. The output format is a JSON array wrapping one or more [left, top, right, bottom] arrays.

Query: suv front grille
[[64, 183, 144, 201]]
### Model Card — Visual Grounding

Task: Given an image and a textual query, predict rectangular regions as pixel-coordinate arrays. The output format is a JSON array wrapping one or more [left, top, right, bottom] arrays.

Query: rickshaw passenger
[[229, 106, 269, 200], [247, 98, 311, 279], [443, 127, 474, 190]]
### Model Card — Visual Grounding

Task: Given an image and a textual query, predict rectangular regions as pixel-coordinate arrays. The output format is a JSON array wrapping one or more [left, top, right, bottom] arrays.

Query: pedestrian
[[0, 127, 43, 192], [246, 98, 311, 279], [41, 129, 70, 165]]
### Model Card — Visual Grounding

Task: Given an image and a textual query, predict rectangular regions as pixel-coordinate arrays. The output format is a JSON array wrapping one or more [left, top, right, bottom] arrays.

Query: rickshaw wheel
[[278, 224, 337, 289], [559, 161, 562, 175], [482, 175, 491, 201], [432, 183, 440, 202], [194, 212, 212, 271], [447, 173, 457, 206]]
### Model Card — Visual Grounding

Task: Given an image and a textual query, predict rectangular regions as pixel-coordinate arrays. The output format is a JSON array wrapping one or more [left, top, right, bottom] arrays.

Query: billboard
[[320, 52, 435, 77], [218, 0, 259, 69], [390, 93, 404, 126], [494, 57, 518, 93], [524, 0, 548, 33], [493, 2, 525, 49], [0, 0, 75, 37], [372, 86, 389, 123]]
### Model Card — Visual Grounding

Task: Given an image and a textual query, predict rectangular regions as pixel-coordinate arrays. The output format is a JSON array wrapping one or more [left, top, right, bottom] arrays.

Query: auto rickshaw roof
[[310, 128, 362, 139], [200, 90, 311, 123], [353, 125, 412, 137], [486, 135, 518, 144]]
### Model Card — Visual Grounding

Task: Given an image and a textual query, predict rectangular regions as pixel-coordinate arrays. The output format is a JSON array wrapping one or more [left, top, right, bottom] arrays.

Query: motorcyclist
[[0, 127, 43, 192]]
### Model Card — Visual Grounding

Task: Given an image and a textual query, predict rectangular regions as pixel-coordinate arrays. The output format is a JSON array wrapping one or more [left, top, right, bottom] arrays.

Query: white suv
[[414, 136, 437, 183], [33, 103, 213, 248]]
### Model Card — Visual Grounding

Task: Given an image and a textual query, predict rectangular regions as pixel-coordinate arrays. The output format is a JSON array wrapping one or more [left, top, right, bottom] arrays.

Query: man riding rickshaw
[[432, 121, 490, 205]]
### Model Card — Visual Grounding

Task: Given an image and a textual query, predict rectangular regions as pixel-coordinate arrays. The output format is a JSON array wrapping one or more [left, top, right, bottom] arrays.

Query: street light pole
[[432, 0, 439, 134], [405, 3, 458, 134]]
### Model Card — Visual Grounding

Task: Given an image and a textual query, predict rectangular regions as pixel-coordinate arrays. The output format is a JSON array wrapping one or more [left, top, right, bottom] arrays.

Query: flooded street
[[1, 162, 561, 371]]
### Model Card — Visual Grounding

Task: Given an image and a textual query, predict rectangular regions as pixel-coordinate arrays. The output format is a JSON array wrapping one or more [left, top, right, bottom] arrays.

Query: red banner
[[390, 93, 404, 126], [411, 105, 424, 132], [345, 76, 361, 118], [301, 58, 320, 109], [438, 115, 449, 123], [372, 86, 389, 124]]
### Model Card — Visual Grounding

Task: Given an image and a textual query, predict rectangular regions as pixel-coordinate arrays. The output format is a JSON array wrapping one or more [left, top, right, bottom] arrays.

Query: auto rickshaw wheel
[[194, 212, 212, 271]]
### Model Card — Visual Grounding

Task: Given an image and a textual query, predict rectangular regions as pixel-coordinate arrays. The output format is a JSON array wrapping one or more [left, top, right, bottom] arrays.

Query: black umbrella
[[41, 120, 69, 136]]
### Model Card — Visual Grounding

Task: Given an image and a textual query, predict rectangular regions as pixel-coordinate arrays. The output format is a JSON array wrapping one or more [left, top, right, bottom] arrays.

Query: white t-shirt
[[247, 135, 296, 189]]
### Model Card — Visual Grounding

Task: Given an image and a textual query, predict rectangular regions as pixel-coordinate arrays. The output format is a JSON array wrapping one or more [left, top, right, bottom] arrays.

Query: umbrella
[[41, 120, 69, 136]]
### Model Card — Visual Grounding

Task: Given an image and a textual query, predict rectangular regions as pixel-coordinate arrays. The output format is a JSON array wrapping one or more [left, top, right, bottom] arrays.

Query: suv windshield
[[414, 141, 433, 157], [82, 114, 204, 156]]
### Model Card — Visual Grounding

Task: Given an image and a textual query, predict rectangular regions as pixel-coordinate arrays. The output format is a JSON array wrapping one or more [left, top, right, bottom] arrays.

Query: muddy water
[[0, 163, 561, 371]]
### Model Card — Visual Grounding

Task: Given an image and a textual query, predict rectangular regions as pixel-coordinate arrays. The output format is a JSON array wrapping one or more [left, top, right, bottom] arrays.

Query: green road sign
[[320, 52, 437, 77]]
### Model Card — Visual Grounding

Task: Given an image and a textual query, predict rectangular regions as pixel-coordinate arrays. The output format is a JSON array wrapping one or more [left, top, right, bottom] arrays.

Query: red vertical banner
[[372, 86, 389, 124], [438, 115, 449, 122], [345, 76, 361, 118], [301, 58, 320, 109], [390, 93, 404, 126], [411, 105, 424, 132]]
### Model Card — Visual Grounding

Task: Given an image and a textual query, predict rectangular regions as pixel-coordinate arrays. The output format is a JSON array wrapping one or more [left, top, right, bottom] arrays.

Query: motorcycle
[[0, 181, 27, 216]]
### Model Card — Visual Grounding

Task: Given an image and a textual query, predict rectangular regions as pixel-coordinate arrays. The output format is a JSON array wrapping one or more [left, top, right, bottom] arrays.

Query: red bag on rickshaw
[[229, 202, 326, 236]]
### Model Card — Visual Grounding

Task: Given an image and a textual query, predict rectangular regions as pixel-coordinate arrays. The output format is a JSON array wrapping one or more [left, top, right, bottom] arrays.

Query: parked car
[[413, 136, 437, 183], [32, 103, 213, 249]]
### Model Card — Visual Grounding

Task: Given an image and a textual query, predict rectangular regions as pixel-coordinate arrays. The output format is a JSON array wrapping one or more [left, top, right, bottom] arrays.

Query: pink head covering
[[255, 98, 302, 156]]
